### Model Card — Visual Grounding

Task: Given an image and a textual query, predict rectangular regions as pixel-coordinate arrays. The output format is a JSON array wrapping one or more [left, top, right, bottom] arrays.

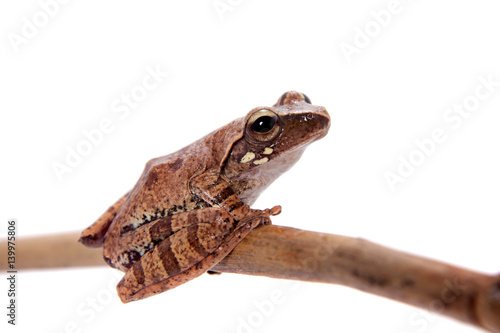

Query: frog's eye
[[246, 109, 281, 143], [252, 115, 276, 133], [302, 93, 311, 104]]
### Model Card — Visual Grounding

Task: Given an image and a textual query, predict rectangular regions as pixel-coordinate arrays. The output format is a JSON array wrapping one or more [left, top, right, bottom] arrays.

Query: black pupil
[[252, 116, 276, 133]]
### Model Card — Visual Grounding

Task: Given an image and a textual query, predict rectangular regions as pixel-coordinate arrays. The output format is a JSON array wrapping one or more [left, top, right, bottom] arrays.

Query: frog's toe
[[269, 205, 282, 216]]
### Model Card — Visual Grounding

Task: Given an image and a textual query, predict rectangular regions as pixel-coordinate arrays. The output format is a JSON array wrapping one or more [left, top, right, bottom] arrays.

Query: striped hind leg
[[116, 207, 274, 303]]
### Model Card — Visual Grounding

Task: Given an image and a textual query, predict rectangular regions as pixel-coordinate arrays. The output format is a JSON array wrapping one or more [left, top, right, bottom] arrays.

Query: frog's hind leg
[[116, 208, 267, 303], [79, 192, 129, 248]]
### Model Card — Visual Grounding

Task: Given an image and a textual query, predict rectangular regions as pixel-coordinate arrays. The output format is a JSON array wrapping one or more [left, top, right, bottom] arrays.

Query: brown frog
[[79, 91, 330, 303]]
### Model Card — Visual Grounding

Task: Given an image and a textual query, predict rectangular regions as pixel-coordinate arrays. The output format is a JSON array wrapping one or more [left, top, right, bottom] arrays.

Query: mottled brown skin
[[79, 91, 330, 303]]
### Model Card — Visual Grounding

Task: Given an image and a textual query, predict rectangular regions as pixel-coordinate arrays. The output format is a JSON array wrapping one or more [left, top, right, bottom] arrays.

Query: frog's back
[[106, 117, 245, 240], [110, 140, 210, 238], [79, 147, 200, 250]]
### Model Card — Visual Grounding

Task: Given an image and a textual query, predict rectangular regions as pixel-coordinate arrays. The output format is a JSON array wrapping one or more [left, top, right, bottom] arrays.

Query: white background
[[1, 1, 500, 332]]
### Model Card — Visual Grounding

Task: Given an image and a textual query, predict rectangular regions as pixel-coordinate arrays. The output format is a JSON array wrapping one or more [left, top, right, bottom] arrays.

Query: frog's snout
[[307, 106, 331, 140], [273, 91, 331, 143]]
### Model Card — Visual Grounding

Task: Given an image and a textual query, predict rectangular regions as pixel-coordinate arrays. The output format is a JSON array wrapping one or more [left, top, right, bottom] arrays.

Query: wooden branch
[[1, 225, 499, 332]]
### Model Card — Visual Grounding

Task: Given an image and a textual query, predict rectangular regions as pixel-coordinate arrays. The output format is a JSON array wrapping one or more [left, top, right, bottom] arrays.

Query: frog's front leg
[[190, 172, 252, 221], [116, 207, 273, 303]]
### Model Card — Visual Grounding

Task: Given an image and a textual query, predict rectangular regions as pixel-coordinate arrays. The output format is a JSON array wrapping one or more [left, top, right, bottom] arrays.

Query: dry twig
[[1, 225, 499, 332]]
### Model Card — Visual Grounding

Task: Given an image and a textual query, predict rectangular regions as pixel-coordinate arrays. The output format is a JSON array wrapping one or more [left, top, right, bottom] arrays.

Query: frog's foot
[[256, 205, 282, 226], [268, 205, 282, 216], [205, 205, 280, 277]]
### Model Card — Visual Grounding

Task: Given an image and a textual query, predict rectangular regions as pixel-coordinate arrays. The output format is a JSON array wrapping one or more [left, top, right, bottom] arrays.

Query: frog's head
[[223, 91, 330, 205]]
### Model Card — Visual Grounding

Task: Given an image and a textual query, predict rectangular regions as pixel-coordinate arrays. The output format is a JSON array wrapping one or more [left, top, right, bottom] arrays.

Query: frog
[[79, 91, 330, 303]]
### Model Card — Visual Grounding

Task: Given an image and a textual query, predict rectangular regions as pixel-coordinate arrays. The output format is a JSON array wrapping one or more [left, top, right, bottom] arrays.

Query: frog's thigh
[[79, 192, 129, 248], [118, 207, 235, 252], [117, 208, 236, 303]]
